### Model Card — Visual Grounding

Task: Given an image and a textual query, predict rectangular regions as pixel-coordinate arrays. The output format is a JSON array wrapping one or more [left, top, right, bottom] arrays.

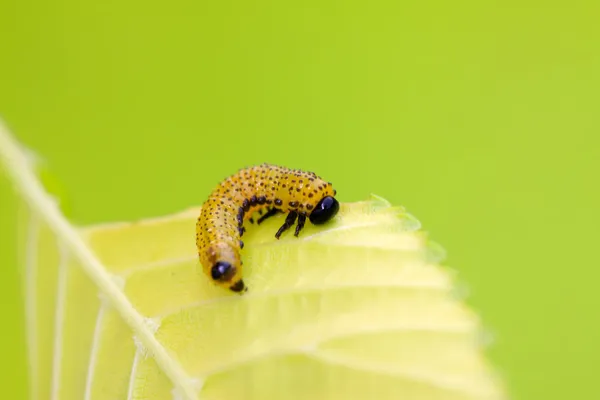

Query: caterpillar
[[196, 163, 339, 294]]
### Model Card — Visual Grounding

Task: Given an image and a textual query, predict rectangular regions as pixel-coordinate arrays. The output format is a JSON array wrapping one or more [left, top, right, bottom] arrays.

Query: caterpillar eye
[[309, 196, 339, 225], [211, 261, 233, 281]]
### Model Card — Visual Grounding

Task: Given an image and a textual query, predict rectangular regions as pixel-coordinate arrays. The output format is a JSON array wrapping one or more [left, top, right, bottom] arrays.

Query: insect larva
[[195, 163, 339, 293]]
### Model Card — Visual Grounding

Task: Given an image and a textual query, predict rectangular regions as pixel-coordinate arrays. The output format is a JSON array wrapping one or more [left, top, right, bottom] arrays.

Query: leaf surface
[[0, 120, 506, 400]]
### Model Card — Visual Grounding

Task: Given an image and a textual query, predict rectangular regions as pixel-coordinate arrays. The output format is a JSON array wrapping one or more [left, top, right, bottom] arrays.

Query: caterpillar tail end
[[229, 279, 247, 294]]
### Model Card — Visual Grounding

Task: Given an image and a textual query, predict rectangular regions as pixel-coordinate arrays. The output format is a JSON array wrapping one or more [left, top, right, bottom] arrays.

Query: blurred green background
[[1, 1, 598, 399]]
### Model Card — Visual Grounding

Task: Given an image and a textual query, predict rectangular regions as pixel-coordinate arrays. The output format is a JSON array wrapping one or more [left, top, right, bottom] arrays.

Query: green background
[[1, 2, 598, 399]]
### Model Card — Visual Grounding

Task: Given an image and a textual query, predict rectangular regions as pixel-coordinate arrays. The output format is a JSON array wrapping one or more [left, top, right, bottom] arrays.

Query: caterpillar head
[[309, 187, 339, 225]]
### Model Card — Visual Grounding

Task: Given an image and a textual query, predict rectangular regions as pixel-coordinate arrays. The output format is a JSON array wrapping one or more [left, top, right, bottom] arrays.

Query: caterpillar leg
[[275, 211, 298, 239], [294, 214, 306, 237], [257, 207, 281, 224]]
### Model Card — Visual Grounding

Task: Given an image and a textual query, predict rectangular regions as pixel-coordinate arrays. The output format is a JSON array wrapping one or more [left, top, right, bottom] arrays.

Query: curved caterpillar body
[[196, 163, 339, 293]]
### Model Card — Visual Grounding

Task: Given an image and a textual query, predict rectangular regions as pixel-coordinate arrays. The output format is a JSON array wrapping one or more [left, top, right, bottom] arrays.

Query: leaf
[[0, 119, 507, 400]]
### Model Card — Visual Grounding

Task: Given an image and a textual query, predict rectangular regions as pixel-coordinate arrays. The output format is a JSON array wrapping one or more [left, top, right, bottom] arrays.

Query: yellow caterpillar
[[196, 163, 339, 293]]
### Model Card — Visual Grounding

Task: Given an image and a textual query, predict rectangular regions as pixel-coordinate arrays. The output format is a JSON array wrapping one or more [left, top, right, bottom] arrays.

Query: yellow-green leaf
[[0, 119, 507, 400]]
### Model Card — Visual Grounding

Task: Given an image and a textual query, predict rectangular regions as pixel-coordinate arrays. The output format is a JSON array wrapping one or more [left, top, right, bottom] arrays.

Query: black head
[[309, 196, 340, 225], [211, 261, 234, 281]]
